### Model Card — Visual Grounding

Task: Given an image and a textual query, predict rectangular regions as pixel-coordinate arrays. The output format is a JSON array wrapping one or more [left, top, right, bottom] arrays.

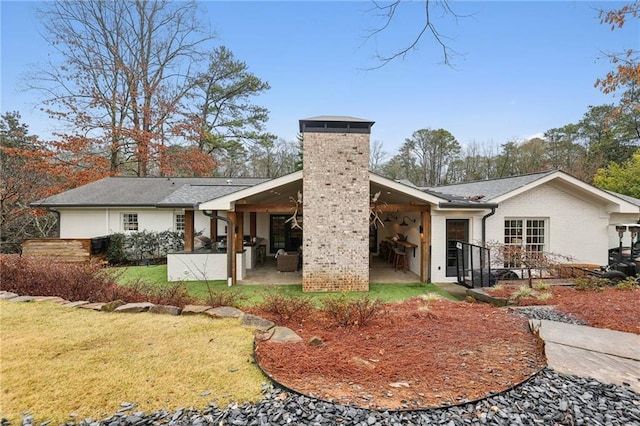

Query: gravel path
[[509, 306, 588, 325], [19, 369, 638, 426]]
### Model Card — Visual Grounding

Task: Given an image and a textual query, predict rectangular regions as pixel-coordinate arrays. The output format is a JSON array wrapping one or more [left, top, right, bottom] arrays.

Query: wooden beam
[[235, 203, 298, 213], [184, 210, 195, 252], [374, 204, 431, 213]]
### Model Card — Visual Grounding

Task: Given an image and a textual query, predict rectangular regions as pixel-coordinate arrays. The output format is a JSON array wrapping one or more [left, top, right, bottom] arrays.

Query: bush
[[0, 254, 195, 307], [259, 292, 314, 323], [573, 276, 607, 291], [105, 231, 184, 265], [106, 233, 127, 264], [0, 255, 118, 302], [320, 295, 384, 328], [204, 289, 247, 308], [615, 276, 639, 290], [114, 280, 195, 307], [510, 285, 536, 300]]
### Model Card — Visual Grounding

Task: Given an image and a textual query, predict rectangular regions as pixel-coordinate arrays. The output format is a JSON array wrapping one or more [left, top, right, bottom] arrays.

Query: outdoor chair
[[277, 252, 299, 272]]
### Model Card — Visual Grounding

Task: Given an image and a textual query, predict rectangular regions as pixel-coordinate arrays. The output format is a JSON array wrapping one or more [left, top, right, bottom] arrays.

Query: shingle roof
[[31, 177, 269, 208], [605, 190, 640, 208], [423, 171, 557, 201]]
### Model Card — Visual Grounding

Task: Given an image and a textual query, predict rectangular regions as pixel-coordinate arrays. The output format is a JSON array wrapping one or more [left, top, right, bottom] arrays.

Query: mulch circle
[[252, 297, 547, 410]]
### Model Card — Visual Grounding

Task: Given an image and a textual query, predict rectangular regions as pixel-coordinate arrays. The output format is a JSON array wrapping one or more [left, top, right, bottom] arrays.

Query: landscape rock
[[241, 314, 275, 331], [78, 302, 106, 311], [62, 301, 90, 308], [149, 305, 181, 316], [308, 336, 325, 347], [205, 306, 244, 319], [100, 300, 126, 312], [181, 304, 212, 315], [267, 326, 302, 343], [114, 302, 154, 313], [7, 296, 35, 303], [0, 291, 18, 300], [32, 296, 67, 303]]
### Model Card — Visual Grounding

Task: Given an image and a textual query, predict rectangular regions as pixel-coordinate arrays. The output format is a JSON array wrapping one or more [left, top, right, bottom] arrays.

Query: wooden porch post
[[250, 212, 257, 238], [184, 210, 195, 252], [421, 210, 431, 282]]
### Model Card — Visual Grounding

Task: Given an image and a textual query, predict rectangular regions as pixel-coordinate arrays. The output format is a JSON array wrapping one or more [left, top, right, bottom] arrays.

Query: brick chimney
[[299, 116, 375, 292]]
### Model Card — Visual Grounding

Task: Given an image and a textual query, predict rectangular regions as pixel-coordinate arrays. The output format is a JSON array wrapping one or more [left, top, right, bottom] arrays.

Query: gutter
[[437, 202, 499, 246], [202, 210, 233, 287]]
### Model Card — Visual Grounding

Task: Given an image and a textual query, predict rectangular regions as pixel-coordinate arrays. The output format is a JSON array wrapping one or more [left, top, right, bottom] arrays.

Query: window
[[175, 213, 185, 231], [122, 213, 138, 231], [504, 218, 546, 267]]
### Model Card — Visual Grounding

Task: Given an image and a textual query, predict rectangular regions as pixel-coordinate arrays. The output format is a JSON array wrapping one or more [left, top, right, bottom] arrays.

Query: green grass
[[114, 265, 455, 305]]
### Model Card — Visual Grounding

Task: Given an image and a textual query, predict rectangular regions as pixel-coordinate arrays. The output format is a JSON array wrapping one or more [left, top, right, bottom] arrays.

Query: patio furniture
[[256, 244, 266, 266], [277, 252, 299, 272], [394, 249, 408, 272]]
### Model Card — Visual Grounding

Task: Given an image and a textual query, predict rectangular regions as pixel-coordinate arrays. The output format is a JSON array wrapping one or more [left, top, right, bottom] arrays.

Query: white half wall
[[167, 251, 246, 282]]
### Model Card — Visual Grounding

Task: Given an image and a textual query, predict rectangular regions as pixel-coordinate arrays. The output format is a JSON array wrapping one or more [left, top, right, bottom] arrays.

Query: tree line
[[373, 88, 639, 190]]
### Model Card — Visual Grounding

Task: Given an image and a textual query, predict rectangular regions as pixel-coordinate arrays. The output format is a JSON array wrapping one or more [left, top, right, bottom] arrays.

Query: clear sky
[[1, 1, 637, 155]]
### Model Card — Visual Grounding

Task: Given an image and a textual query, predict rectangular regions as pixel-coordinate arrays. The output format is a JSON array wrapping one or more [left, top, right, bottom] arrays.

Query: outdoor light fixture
[[384, 214, 398, 223], [616, 225, 627, 239], [399, 216, 416, 227]]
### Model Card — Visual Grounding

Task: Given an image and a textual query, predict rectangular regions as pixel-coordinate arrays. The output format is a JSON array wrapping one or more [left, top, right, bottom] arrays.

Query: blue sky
[[1, 1, 637, 155]]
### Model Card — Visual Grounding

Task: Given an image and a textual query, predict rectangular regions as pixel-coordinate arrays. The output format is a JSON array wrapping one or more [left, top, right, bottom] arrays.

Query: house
[[31, 116, 640, 290]]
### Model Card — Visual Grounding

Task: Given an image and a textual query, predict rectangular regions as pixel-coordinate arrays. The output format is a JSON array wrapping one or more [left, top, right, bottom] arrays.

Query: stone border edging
[[0, 291, 302, 344]]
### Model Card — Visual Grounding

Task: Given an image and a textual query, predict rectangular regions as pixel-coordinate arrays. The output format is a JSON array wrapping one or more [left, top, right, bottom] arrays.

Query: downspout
[[202, 210, 233, 287], [481, 207, 496, 247]]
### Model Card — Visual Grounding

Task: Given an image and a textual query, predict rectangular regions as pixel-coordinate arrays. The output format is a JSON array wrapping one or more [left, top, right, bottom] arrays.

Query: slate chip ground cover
[[253, 297, 547, 410]]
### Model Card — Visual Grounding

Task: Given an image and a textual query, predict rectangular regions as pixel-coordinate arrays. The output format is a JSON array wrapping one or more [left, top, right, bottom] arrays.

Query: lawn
[[114, 265, 454, 305], [0, 301, 265, 425]]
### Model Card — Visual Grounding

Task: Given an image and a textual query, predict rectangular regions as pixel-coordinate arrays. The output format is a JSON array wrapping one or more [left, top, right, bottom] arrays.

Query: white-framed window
[[122, 213, 139, 231], [175, 213, 186, 232], [504, 218, 547, 266]]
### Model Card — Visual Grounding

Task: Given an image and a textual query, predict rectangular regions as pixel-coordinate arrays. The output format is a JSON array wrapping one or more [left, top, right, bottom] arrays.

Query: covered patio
[[238, 254, 422, 285]]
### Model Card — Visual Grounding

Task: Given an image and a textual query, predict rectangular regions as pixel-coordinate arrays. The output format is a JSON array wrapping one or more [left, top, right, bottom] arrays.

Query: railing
[[455, 240, 492, 288]]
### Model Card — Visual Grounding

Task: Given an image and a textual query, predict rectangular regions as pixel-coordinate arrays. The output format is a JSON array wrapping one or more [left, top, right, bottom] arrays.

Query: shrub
[[114, 280, 195, 307], [573, 276, 607, 291], [204, 289, 248, 308], [259, 292, 314, 323], [0, 254, 195, 307], [0, 255, 118, 302], [510, 285, 536, 300], [320, 295, 384, 328], [615, 276, 639, 290], [533, 282, 550, 291], [535, 291, 553, 301], [106, 233, 127, 264]]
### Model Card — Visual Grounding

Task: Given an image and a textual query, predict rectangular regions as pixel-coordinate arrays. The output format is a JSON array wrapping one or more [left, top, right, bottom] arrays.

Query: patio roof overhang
[[197, 171, 450, 213]]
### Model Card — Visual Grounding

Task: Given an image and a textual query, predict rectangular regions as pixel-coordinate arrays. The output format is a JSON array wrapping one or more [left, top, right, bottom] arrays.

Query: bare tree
[[365, 0, 462, 68], [32, 0, 213, 176], [369, 140, 388, 173]]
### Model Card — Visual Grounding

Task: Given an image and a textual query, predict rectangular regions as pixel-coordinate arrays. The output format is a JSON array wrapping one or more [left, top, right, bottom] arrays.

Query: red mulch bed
[[486, 285, 640, 334], [253, 297, 546, 410]]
